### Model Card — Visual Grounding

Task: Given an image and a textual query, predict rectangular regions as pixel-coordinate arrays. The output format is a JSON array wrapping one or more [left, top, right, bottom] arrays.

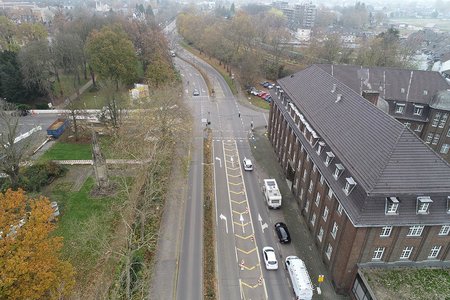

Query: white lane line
[[213, 142, 218, 226]]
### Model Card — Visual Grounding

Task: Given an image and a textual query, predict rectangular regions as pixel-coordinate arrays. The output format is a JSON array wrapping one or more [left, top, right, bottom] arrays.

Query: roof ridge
[[367, 127, 407, 195]]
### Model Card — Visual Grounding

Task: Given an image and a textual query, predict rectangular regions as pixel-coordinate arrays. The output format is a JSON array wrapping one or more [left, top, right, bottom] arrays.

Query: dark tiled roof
[[277, 65, 450, 195], [316, 64, 450, 104]]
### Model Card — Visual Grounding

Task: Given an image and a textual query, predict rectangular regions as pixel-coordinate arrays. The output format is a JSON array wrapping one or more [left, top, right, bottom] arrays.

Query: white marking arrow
[[258, 214, 268, 233], [219, 214, 228, 234], [215, 157, 222, 168], [240, 213, 245, 233]]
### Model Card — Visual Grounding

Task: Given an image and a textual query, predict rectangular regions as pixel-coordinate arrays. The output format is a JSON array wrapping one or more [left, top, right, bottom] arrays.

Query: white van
[[285, 256, 313, 300], [263, 179, 282, 208]]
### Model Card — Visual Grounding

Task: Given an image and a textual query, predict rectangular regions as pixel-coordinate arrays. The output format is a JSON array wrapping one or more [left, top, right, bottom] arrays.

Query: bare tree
[[0, 100, 25, 188]]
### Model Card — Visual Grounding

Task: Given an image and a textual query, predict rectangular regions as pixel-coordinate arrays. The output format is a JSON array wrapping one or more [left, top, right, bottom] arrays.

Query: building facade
[[272, 1, 316, 30], [268, 65, 450, 295]]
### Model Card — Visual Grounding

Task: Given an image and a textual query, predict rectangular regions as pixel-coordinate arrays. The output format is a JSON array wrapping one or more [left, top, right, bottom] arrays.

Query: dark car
[[275, 222, 291, 244]]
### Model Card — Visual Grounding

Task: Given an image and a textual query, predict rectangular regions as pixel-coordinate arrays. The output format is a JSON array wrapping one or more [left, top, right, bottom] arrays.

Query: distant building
[[129, 84, 149, 102], [268, 65, 450, 297], [272, 1, 316, 30]]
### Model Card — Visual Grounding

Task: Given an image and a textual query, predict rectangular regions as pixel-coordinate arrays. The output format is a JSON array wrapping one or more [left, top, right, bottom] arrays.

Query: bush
[[20, 162, 68, 192], [35, 103, 49, 109]]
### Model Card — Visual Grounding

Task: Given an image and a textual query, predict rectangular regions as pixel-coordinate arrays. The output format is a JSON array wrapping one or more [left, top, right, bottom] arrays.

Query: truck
[[263, 179, 282, 208], [46, 118, 68, 138], [285, 256, 314, 300]]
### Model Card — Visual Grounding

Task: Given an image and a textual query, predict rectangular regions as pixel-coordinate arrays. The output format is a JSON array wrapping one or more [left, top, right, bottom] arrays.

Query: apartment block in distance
[[268, 65, 450, 298]]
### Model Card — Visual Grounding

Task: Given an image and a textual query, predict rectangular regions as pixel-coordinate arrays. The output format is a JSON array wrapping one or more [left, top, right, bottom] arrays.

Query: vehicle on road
[[193, 89, 200, 96], [285, 256, 313, 300], [47, 118, 69, 138], [263, 179, 282, 208], [169, 50, 176, 57], [242, 157, 253, 171], [274, 222, 291, 244], [262, 247, 278, 270]]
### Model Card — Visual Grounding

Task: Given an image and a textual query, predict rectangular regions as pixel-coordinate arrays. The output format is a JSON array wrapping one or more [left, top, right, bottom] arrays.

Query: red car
[[258, 91, 269, 98]]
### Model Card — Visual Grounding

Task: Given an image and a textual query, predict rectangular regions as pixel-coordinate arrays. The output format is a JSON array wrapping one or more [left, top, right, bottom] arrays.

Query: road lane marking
[[235, 234, 254, 240], [236, 247, 257, 255], [230, 200, 246, 204]]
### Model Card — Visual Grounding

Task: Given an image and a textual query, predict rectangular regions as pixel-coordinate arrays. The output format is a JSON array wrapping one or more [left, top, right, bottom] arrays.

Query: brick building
[[268, 65, 450, 297], [316, 64, 450, 162]]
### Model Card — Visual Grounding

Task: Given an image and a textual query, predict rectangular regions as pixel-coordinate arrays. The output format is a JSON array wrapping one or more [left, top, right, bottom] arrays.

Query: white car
[[193, 89, 200, 96], [242, 157, 253, 171], [262, 247, 278, 270]]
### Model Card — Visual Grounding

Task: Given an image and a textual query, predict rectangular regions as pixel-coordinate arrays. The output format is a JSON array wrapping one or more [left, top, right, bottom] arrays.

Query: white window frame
[[308, 180, 314, 193], [337, 203, 343, 215], [439, 113, 448, 128], [432, 112, 441, 127], [318, 227, 324, 242], [413, 105, 423, 116], [404, 122, 411, 128], [315, 193, 321, 207], [417, 196, 432, 214], [395, 103, 405, 114], [428, 246, 441, 259], [438, 225, 450, 236], [372, 247, 385, 260], [407, 225, 424, 237], [312, 164, 317, 173], [333, 164, 344, 180], [328, 188, 334, 200], [303, 169, 307, 182], [317, 141, 325, 155], [300, 188, 304, 200], [447, 128, 450, 138], [311, 213, 316, 226], [322, 206, 329, 221], [331, 222, 338, 239], [319, 174, 324, 185], [415, 124, 423, 132], [380, 226, 392, 237], [343, 177, 356, 195], [400, 246, 413, 259], [440, 144, 450, 154], [325, 151, 334, 166], [305, 200, 310, 213], [386, 197, 399, 215], [325, 244, 333, 260], [426, 133, 433, 144], [432, 134, 440, 145]]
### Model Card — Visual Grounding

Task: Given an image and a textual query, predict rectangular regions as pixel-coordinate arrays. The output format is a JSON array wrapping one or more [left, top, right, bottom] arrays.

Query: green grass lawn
[[40, 142, 92, 161], [247, 94, 271, 110], [51, 178, 124, 282], [390, 18, 450, 32], [54, 74, 90, 100]]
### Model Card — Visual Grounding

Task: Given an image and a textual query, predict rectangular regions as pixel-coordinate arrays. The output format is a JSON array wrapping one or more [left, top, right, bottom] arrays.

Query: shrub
[[20, 162, 68, 192]]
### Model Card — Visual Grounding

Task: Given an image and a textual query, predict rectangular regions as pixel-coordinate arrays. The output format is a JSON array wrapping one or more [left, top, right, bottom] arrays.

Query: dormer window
[[413, 105, 424, 116], [333, 164, 344, 180], [317, 141, 325, 155], [343, 177, 356, 195], [401, 88, 405, 93], [325, 152, 335, 166], [447, 196, 450, 214], [386, 197, 399, 215], [423, 90, 428, 95], [417, 196, 432, 214], [395, 103, 405, 114]]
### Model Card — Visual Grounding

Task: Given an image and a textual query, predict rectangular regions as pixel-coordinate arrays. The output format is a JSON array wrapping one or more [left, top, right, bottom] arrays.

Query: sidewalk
[[249, 127, 349, 299]]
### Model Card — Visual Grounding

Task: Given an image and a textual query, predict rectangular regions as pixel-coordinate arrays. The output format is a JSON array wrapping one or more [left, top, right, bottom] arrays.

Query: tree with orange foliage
[[0, 189, 75, 300]]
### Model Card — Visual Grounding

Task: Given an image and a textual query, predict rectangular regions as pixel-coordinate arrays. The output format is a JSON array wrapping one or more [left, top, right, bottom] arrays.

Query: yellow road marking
[[233, 221, 250, 227], [241, 281, 260, 289], [229, 181, 243, 186], [227, 173, 241, 178], [230, 190, 244, 195], [237, 247, 256, 255], [235, 234, 254, 240], [230, 200, 246, 204]]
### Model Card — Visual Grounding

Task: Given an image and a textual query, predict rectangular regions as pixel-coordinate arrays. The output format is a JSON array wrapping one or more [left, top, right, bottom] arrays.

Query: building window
[[400, 88, 405, 94], [413, 105, 423, 116], [317, 141, 325, 155], [315, 193, 321, 206], [428, 246, 441, 259], [407, 225, 424, 237], [311, 213, 316, 226], [447, 128, 450, 137], [325, 244, 333, 260], [337, 203, 343, 215], [400, 246, 413, 259], [328, 188, 334, 200], [432, 134, 440, 145], [423, 90, 428, 95], [319, 174, 324, 185], [318, 227, 324, 242], [380, 226, 393, 237], [331, 222, 338, 238], [440, 144, 450, 154], [333, 164, 344, 180], [306, 154, 310, 162], [415, 124, 423, 132], [395, 103, 405, 114], [305, 200, 310, 213], [386, 197, 399, 215], [432, 112, 441, 127], [322, 206, 329, 221], [404, 122, 411, 128], [439, 113, 448, 128], [343, 177, 357, 195], [438, 225, 450, 236], [325, 151, 335, 166], [312, 164, 317, 173], [417, 196, 432, 214], [300, 188, 304, 200], [372, 247, 385, 260], [308, 180, 314, 193], [303, 169, 307, 182], [426, 133, 433, 144]]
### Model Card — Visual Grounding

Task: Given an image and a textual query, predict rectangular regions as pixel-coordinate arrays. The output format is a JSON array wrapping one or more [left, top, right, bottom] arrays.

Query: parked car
[[267, 83, 275, 89], [275, 222, 291, 244], [262, 94, 271, 101], [242, 157, 253, 171], [260, 81, 270, 87], [262, 247, 278, 270], [193, 89, 200, 96], [259, 92, 270, 98], [257, 91, 267, 97], [265, 96, 272, 103], [251, 89, 260, 96]]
